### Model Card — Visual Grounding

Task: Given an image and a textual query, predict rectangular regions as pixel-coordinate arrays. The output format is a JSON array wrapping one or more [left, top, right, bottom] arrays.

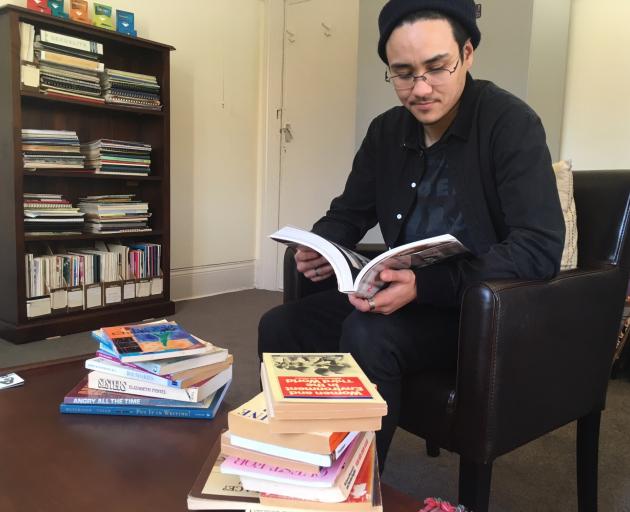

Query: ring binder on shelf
[[135, 278, 151, 298], [150, 275, 163, 296], [122, 279, 137, 302], [84, 283, 103, 309], [66, 285, 84, 311], [50, 285, 68, 315], [103, 280, 123, 305], [26, 296, 52, 318]]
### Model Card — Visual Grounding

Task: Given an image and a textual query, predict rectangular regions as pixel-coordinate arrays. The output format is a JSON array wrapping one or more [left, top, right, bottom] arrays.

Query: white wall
[[8, 0, 264, 299], [561, 0, 630, 170], [526, 0, 572, 161]]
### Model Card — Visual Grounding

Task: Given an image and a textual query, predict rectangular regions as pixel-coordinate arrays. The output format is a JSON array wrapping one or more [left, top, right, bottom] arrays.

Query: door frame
[[256, 0, 286, 291]]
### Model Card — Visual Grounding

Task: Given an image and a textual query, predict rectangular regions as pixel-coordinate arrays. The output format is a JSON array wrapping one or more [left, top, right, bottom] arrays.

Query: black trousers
[[258, 288, 459, 471]]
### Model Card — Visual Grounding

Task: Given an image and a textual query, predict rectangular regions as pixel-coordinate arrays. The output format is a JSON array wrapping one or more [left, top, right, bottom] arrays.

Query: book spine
[[59, 403, 215, 418], [38, 51, 104, 72], [85, 358, 180, 388], [63, 394, 201, 407], [87, 371, 197, 402], [333, 431, 359, 459], [40, 30, 103, 55]]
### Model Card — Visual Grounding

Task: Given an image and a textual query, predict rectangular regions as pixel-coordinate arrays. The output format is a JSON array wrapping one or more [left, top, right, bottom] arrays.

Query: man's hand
[[295, 246, 334, 282], [348, 269, 417, 315]]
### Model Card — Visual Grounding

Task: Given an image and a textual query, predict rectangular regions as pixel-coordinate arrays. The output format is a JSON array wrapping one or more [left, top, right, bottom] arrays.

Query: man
[[259, 0, 565, 471]]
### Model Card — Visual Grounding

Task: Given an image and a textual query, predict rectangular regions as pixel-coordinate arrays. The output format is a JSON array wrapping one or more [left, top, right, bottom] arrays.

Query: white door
[[276, 0, 360, 287]]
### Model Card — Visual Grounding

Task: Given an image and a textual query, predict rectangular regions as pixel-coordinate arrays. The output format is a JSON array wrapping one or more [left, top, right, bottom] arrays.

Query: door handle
[[281, 123, 293, 143]]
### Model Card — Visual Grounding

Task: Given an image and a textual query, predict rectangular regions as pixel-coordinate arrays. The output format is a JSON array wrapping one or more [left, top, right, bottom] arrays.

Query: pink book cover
[[220, 432, 364, 487]]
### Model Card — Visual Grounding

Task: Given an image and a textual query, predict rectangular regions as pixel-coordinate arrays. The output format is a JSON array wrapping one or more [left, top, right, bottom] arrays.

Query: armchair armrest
[[282, 244, 386, 303], [453, 266, 628, 462]]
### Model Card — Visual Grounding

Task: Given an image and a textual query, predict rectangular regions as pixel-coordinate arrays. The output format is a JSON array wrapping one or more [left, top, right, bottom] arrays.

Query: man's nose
[[411, 77, 433, 95]]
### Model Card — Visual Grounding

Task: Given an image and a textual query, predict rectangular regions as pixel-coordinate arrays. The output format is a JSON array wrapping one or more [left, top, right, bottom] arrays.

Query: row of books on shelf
[[23, 130, 153, 176], [188, 353, 387, 511], [59, 320, 233, 418], [25, 193, 152, 234], [25, 240, 162, 317], [20, 23, 162, 110]]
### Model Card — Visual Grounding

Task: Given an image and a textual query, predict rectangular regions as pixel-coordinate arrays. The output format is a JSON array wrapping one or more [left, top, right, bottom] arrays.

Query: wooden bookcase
[[0, 5, 175, 343]]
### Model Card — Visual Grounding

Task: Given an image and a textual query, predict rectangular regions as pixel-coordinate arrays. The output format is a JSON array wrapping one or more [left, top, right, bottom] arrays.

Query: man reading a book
[[259, 0, 565, 471]]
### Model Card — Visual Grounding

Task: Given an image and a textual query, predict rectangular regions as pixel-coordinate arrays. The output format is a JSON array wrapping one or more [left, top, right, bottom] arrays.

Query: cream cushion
[[552, 159, 578, 270]]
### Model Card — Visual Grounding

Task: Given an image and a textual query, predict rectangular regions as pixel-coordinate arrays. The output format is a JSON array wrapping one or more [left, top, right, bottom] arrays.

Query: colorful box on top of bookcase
[[69, 0, 90, 24], [116, 10, 137, 37], [27, 0, 51, 15], [48, 0, 69, 19], [93, 3, 114, 30]]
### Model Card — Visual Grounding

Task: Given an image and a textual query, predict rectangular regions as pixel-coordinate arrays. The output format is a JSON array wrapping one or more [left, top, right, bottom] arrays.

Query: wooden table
[[0, 359, 422, 512]]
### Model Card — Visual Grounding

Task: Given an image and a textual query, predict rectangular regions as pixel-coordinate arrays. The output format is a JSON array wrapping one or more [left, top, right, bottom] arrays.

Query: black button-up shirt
[[312, 73, 565, 307]]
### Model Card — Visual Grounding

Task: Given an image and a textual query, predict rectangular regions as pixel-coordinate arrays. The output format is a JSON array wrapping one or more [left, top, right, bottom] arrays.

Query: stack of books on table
[[80, 139, 152, 176], [23, 193, 84, 235], [34, 29, 105, 104], [60, 320, 233, 419], [78, 194, 151, 234], [187, 353, 387, 511], [102, 68, 162, 110], [22, 129, 86, 171]]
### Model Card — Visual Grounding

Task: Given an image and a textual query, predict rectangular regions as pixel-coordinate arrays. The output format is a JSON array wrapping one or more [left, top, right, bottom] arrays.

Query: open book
[[270, 225, 468, 298]]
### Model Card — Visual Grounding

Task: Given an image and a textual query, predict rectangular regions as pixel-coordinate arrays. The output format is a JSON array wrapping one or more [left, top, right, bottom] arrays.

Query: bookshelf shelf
[[21, 89, 166, 116], [25, 230, 164, 242], [24, 171, 162, 181], [0, 5, 175, 343]]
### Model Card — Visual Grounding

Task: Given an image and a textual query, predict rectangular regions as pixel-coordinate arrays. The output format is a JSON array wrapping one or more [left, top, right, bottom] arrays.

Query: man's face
[[386, 18, 473, 127]]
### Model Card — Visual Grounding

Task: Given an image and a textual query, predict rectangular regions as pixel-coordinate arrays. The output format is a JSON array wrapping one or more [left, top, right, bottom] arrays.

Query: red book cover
[[278, 376, 372, 399]]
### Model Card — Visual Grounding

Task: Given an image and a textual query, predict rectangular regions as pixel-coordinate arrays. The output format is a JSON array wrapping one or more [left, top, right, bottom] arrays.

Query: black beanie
[[378, 0, 481, 64]]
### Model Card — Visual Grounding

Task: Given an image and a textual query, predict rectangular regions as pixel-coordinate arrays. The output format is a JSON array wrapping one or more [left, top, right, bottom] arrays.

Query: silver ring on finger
[[367, 298, 376, 312], [313, 267, 319, 277]]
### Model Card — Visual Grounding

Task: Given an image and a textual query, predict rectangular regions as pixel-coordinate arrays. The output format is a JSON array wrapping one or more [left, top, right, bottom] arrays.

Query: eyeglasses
[[385, 58, 460, 90]]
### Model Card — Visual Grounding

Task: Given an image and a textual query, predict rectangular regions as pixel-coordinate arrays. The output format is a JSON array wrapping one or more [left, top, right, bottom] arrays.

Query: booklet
[[0, 373, 25, 390], [270, 225, 468, 298]]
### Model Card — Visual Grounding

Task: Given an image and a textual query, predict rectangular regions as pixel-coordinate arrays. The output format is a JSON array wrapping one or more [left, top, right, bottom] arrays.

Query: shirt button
[[411, 182, 417, 188], [396, 214, 402, 220]]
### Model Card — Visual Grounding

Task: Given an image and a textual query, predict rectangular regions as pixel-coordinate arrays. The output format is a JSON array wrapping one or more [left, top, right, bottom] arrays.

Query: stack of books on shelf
[[108, 242, 162, 280], [22, 129, 86, 171], [187, 353, 387, 511], [78, 194, 151, 234], [102, 68, 162, 110], [23, 193, 84, 235], [60, 320, 233, 419], [81, 139, 152, 176], [34, 28, 105, 103]]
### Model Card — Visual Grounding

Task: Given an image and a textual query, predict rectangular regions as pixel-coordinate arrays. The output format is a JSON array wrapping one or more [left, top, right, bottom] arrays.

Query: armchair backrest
[[573, 170, 630, 269]]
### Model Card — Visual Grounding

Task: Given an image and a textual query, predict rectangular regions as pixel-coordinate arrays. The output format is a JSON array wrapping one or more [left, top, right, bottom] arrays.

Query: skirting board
[[170, 261, 255, 302]]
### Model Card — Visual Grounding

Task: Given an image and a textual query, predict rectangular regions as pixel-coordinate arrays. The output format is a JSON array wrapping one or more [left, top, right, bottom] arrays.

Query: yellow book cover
[[261, 353, 387, 420]]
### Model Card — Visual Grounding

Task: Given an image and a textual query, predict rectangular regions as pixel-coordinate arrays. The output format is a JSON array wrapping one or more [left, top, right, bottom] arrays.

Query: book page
[[354, 235, 467, 298], [269, 226, 361, 291]]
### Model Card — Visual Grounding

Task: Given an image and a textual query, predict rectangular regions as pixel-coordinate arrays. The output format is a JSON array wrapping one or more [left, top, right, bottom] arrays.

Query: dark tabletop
[[0, 358, 421, 512]]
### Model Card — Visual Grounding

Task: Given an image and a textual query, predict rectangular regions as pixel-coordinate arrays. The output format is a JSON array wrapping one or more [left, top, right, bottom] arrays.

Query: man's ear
[[463, 39, 474, 68]]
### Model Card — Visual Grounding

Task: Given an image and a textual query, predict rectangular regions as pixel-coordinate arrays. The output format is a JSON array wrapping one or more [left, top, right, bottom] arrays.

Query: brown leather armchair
[[282, 170, 630, 512]]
